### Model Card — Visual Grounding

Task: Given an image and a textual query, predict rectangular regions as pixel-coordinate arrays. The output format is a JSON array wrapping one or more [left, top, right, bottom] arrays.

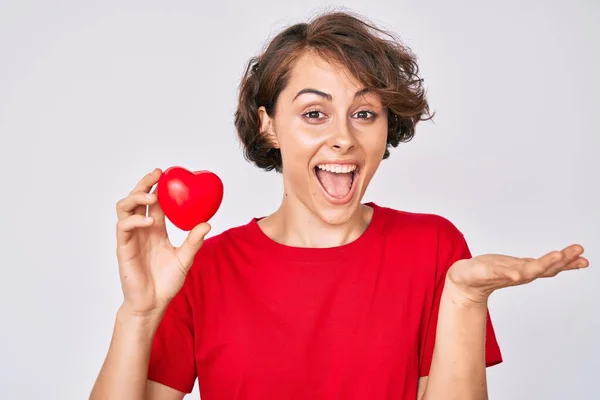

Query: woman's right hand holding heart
[[115, 168, 211, 317]]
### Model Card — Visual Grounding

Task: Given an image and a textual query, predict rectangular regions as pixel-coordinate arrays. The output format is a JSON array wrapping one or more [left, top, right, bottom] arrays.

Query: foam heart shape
[[156, 166, 224, 231]]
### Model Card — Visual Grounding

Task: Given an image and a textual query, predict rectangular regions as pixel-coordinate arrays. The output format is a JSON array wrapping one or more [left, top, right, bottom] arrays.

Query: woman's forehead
[[285, 52, 379, 103]]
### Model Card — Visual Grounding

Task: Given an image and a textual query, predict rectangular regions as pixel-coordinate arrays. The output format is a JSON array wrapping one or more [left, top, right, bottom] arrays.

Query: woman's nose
[[328, 121, 356, 153]]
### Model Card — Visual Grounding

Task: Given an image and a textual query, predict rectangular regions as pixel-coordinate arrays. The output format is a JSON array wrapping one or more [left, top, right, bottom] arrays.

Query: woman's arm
[[92, 169, 210, 399], [419, 279, 489, 400], [89, 306, 185, 400], [420, 244, 588, 400]]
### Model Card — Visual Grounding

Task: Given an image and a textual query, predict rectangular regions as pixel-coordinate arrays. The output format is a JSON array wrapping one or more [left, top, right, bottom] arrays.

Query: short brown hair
[[234, 10, 433, 172]]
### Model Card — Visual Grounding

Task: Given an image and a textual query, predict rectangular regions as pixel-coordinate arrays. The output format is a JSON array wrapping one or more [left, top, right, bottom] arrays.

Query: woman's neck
[[258, 194, 373, 248]]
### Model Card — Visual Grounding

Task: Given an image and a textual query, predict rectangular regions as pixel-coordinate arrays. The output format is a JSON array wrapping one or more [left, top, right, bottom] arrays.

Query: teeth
[[316, 163, 357, 173]]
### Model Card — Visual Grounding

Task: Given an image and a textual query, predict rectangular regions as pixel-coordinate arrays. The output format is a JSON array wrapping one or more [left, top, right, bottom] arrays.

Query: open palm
[[447, 244, 589, 303]]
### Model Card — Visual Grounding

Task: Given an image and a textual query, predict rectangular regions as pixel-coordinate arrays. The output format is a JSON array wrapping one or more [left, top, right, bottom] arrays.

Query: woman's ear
[[258, 106, 280, 149]]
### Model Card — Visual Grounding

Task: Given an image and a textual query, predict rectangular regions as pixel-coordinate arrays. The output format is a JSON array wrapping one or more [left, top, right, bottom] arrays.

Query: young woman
[[90, 11, 589, 400]]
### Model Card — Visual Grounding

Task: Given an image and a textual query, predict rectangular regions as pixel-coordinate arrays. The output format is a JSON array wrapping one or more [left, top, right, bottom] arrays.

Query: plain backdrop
[[1, 0, 598, 399]]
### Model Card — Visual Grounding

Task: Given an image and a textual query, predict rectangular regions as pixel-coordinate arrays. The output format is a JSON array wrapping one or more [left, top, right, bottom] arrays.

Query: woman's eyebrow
[[292, 87, 370, 102]]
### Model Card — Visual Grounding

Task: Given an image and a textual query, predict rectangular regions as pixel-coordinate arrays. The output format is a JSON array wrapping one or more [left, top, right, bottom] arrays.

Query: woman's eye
[[303, 110, 326, 120], [354, 110, 377, 120]]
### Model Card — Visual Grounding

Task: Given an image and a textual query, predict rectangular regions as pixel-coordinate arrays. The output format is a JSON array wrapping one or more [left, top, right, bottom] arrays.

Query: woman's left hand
[[446, 244, 589, 304]]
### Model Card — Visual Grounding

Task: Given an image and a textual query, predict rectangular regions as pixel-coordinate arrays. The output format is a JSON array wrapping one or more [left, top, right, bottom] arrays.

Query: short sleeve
[[418, 218, 503, 377], [147, 279, 197, 393]]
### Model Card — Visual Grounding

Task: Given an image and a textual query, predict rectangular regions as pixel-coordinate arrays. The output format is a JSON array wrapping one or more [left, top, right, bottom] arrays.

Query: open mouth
[[314, 163, 360, 204]]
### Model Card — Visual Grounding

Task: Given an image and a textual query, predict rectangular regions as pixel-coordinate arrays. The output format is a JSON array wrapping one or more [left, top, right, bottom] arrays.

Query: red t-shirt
[[148, 203, 502, 398]]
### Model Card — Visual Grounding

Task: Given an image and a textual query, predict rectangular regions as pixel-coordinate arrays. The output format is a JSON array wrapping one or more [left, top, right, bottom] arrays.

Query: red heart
[[156, 166, 224, 231]]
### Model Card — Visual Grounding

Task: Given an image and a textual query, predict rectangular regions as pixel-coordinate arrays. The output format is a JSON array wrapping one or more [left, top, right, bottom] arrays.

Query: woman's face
[[258, 50, 388, 225]]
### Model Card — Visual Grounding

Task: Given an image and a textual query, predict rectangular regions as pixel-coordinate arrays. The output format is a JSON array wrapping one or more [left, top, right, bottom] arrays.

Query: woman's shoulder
[[371, 202, 464, 237], [372, 203, 469, 266]]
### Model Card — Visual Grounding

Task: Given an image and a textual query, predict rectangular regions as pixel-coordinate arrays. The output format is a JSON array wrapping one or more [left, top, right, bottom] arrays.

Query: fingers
[[117, 214, 154, 244], [115, 169, 162, 219], [129, 168, 162, 216], [176, 223, 212, 272], [561, 256, 590, 271], [515, 251, 563, 281], [541, 245, 588, 278], [130, 168, 162, 195], [492, 244, 587, 285], [116, 192, 158, 220], [115, 168, 162, 246], [147, 185, 166, 227], [464, 244, 589, 292], [515, 245, 588, 281]]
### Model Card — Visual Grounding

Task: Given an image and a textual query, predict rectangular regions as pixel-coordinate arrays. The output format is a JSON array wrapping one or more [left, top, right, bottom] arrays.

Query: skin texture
[[90, 50, 590, 399]]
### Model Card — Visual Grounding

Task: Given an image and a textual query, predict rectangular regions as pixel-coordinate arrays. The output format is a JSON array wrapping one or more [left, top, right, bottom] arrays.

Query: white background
[[1, 0, 598, 399]]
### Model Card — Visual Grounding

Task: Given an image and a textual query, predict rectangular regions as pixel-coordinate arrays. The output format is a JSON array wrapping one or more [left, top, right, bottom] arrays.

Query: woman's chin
[[312, 195, 364, 226]]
